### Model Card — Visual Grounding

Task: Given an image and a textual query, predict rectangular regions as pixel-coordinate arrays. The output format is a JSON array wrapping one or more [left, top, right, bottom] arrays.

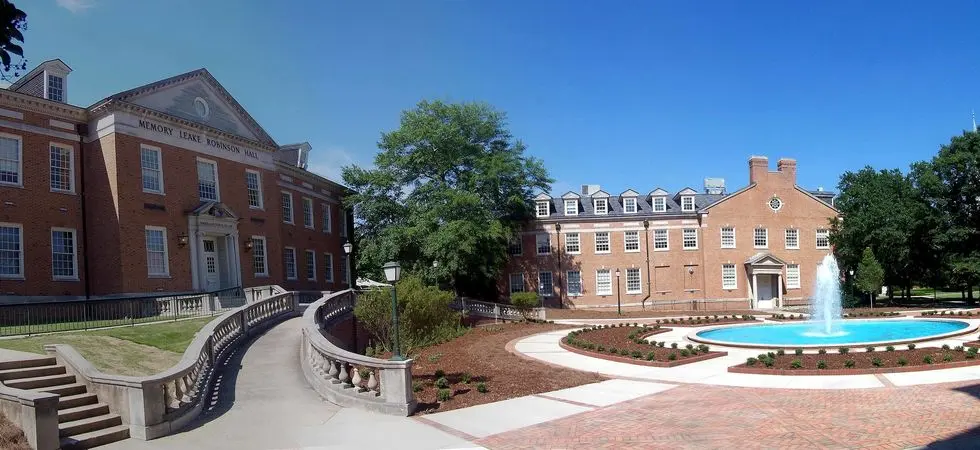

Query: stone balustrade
[[0, 384, 59, 450], [243, 285, 287, 303], [45, 291, 299, 440], [300, 290, 416, 416], [451, 297, 546, 321]]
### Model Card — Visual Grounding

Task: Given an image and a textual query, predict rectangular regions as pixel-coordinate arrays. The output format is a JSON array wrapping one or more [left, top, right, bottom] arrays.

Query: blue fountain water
[[696, 320, 969, 346]]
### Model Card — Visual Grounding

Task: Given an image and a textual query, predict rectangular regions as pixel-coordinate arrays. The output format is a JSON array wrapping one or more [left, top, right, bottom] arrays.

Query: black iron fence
[[0, 286, 245, 337]]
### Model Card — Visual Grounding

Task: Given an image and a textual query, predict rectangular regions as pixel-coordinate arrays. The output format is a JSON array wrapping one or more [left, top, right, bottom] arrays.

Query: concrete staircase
[[0, 357, 129, 449]]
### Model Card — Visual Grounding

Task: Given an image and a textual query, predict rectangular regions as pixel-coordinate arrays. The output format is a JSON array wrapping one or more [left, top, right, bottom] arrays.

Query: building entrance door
[[202, 238, 220, 291], [757, 275, 775, 309]]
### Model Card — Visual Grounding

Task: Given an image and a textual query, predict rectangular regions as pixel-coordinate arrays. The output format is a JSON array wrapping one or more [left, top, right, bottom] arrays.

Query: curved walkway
[[104, 317, 476, 450]]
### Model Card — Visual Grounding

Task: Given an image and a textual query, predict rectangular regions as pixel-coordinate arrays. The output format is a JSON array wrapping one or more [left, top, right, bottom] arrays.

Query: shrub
[[671, 343, 678, 349], [747, 357, 758, 366], [817, 360, 827, 369], [597, 345, 605, 352], [365, 346, 375, 357], [967, 352, 977, 360], [619, 348, 631, 356], [437, 388, 452, 401], [898, 357, 908, 366], [871, 357, 883, 367], [844, 360, 856, 368], [970, 347, 979, 355], [923, 355, 933, 364], [461, 373, 472, 384], [680, 349, 690, 357], [955, 346, 965, 352], [886, 346, 895, 352], [668, 352, 678, 361], [865, 346, 875, 353], [412, 380, 424, 392], [608, 347, 618, 354], [790, 359, 802, 369], [355, 276, 463, 353], [435, 377, 449, 389], [818, 348, 827, 354], [838, 347, 849, 355], [943, 353, 953, 362], [476, 382, 488, 393], [686, 344, 695, 351], [795, 348, 804, 355], [646, 352, 656, 361], [434, 369, 446, 378], [510, 292, 540, 320], [631, 350, 642, 359], [908, 343, 916, 350], [942, 344, 951, 350], [776, 349, 785, 356], [698, 344, 710, 353], [762, 357, 775, 367], [658, 342, 666, 348]]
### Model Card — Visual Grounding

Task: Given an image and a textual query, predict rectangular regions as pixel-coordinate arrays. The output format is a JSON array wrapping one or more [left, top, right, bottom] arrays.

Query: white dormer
[[591, 190, 609, 215], [534, 193, 552, 218], [649, 188, 669, 212], [677, 187, 698, 212], [9, 59, 72, 103], [276, 142, 312, 170], [620, 189, 639, 214], [561, 191, 580, 216]]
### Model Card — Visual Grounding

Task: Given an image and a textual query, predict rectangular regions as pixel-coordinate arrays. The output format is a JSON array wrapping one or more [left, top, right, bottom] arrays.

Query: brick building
[[0, 60, 353, 298], [504, 156, 838, 310]]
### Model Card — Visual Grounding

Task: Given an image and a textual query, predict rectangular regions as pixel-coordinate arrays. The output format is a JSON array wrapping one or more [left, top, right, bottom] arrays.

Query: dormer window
[[535, 201, 550, 218], [652, 197, 666, 212], [46, 74, 64, 102], [564, 199, 578, 216], [593, 198, 608, 215], [681, 196, 695, 212], [623, 197, 637, 214]]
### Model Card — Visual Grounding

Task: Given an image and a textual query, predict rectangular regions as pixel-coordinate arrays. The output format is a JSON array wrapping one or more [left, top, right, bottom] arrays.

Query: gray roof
[[539, 193, 727, 219]]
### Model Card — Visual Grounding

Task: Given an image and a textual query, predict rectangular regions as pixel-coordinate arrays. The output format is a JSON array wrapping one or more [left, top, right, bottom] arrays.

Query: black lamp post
[[343, 241, 353, 287], [615, 268, 622, 315], [383, 261, 403, 361]]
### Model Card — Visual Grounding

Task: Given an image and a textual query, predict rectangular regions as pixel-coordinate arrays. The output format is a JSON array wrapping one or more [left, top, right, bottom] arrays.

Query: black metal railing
[[0, 286, 246, 337]]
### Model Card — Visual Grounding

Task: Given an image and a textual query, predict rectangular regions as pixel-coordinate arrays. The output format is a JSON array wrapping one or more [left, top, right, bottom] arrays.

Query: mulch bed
[[731, 346, 980, 375], [408, 322, 605, 414], [916, 311, 980, 319], [648, 315, 758, 327], [562, 325, 726, 366], [545, 308, 761, 320]]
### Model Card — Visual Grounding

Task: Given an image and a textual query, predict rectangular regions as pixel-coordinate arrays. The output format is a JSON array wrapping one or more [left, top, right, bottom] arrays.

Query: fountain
[[810, 254, 843, 335]]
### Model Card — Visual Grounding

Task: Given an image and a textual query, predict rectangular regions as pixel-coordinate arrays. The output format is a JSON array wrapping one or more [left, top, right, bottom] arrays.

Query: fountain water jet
[[810, 254, 843, 335]]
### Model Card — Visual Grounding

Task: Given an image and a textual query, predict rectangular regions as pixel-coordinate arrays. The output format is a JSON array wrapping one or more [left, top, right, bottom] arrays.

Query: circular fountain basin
[[690, 319, 976, 349]]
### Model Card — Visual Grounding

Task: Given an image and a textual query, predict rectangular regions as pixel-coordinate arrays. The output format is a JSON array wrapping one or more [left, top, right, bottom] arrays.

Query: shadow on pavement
[[924, 383, 980, 448]]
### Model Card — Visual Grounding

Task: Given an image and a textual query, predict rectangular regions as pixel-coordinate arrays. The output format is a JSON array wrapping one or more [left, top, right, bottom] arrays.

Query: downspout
[[642, 219, 650, 309], [699, 213, 708, 310], [77, 124, 91, 299], [556, 222, 563, 309]]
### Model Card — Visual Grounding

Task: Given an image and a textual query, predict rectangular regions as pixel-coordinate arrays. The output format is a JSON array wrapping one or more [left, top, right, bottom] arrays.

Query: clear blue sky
[[18, 0, 980, 195]]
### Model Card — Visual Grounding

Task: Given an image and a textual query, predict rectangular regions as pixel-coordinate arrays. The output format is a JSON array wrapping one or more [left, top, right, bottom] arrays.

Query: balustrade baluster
[[328, 358, 340, 382], [338, 361, 349, 385], [351, 366, 362, 389], [367, 370, 379, 394]]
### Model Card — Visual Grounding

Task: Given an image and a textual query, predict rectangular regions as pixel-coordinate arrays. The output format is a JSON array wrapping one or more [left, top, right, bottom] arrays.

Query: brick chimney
[[748, 156, 768, 184], [777, 158, 797, 185]]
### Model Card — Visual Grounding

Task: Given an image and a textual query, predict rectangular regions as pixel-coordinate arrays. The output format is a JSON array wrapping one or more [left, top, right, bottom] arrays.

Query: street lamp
[[383, 261, 403, 361], [615, 269, 622, 315], [343, 241, 353, 287]]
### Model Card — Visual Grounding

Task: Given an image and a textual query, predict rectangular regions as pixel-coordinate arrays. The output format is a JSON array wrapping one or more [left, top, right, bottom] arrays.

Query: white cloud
[[0, 80, 10, 89], [306, 145, 371, 185], [56, 0, 96, 13]]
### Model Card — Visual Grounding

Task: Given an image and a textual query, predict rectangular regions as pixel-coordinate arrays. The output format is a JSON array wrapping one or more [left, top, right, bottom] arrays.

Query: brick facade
[[503, 156, 838, 310]]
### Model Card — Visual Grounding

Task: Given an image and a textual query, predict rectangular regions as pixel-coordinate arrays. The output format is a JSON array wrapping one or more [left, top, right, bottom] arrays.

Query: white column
[[752, 273, 758, 309], [777, 274, 784, 308]]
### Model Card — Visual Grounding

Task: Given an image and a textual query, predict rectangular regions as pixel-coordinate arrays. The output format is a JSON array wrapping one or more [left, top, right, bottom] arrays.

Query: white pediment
[[591, 190, 610, 198], [649, 188, 669, 196], [561, 191, 581, 199], [677, 187, 698, 196], [745, 252, 787, 266], [534, 193, 553, 201], [620, 189, 640, 197]]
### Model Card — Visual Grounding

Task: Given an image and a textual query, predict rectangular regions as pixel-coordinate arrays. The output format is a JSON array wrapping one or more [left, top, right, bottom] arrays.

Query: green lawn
[[909, 288, 980, 299], [0, 317, 216, 376], [0, 313, 211, 337]]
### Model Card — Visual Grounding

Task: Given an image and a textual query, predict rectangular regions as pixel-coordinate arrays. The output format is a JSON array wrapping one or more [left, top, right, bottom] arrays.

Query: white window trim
[[786, 264, 802, 289], [816, 229, 830, 250], [144, 226, 170, 277], [509, 273, 524, 294], [0, 133, 23, 188], [593, 198, 608, 215], [536, 233, 551, 255], [324, 252, 334, 282], [0, 222, 24, 279], [566, 270, 582, 296], [564, 232, 581, 254], [721, 227, 736, 249], [536, 201, 550, 218], [538, 271, 553, 297], [245, 169, 264, 210], [302, 197, 315, 229], [722, 264, 737, 289], [754, 228, 769, 249], [305, 249, 317, 281], [624, 230, 640, 253], [564, 199, 578, 216], [44, 72, 65, 102], [626, 268, 642, 294], [652, 196, 666, 212], [654, 229, 669, 251], [281, 191, 294, 225], [681, 195, 695, 212], [140, 144, 164, 195], [49, 143, 75, 194], [623, 197, 637, 214], [50, 227, 79, 281], [682, 228, 699, 250], [322, 203, 332, 234], [196, 157, 220, 202], [595, 269, 612, 296], [251, 235, 268, 277], [284, 246, 298, 280], [785, 229, 800, 250], [508, 236, 523, 256], [594, 232, 611, 254]]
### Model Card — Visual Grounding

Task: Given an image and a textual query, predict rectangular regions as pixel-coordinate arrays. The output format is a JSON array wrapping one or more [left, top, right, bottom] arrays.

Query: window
[[324, 253, 334, 282], [593, 198, 608, 215], [816, 229, 830, 249], [339, 257, 348, 284], [564, 199, 578, 215], [535, 233, 551, 255], [626, 268, 641, 294], [140, 145, 163, 194], [281, 192, 294, 224], [252, 236, 268, 276], [0, 134, 22, 187], [305, 250, 316, 280], [652, 196, 666, 212], [721, 227, 735, 248], [786, 264, 801, 288], [754, 228, 768, 248], [246, 170, 263, 209], [49, 228, 77, 280], [322, 204, 331, 233], [683, 228, 698, 249], [50, 144, 74, 193], [46, 74, 64, 102], [144, 227, 169, 276], [769, 197, 783, 211], [624, 230, 640, 252], [654, 229, 669, 250], [785, 229, 799, 249], [623, 197, 637, 214], [564, 233, 580, 254], [0, 224, 23, 278], [303, 198, 314, 229], [722, 264, 737, 289], [567, 271, 582, 296], [536, 201, 550, 218], [197, 159, 219, 201], [284, 247, 297, 280], [508, 236, 522, 255], [594, 232, 610, 253], [509, 273, 524, 293], [681, 196, 695, 212], [596, 269, 612, 295], [538, 272, 553, 296]]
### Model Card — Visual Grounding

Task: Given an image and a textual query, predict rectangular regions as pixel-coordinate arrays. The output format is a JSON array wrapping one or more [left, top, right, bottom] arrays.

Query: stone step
[[0, 356, 57, 371], [59, 424, 130, 450], [33, 382, 87, 397], [58, 403, 109, 423], [0, 364, 66, 381], [5, 373, 76, 389], [59, 413, 122, 437], [58, 393, 98, 410]]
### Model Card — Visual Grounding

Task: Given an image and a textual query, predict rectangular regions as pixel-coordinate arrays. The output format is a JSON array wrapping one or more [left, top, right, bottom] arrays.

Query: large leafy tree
[[343, 100, 552, 297], [0, 1, 26, 81]]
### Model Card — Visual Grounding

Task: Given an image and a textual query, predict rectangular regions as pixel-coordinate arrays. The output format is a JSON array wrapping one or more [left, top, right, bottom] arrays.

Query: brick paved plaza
[[475, 381, 980, 449]]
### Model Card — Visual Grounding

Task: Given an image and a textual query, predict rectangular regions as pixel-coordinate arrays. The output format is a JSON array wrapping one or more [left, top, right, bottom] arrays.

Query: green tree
[[855, 247, 885, 304], [353, 275, 463, 354], [0, 1, 26, 81], [343, 100, 552, 297]]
